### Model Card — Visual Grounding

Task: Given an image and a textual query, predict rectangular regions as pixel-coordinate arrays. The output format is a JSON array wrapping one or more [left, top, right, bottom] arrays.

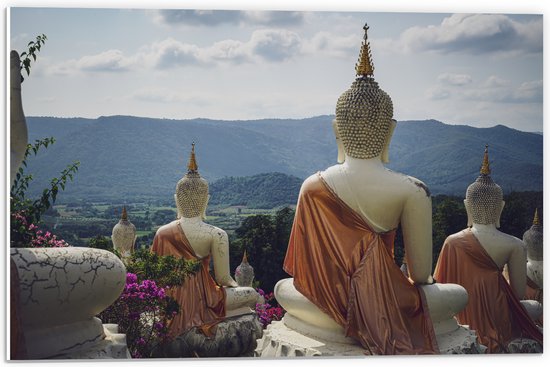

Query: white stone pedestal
[[255, 315, 366, 357], [255, 313, 484, 357], [50, 323, 131, 359], [10, 247, 130, 360]]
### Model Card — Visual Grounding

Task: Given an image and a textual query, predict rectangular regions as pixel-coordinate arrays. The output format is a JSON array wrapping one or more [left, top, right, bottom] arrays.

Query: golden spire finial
[[533, 208, 540, 226], [242, 250, 248, 263], [121, 206, 128, 220], [187, 142, 198, 172], [480, 144, 491, 175], [355, 23, 375, 78]]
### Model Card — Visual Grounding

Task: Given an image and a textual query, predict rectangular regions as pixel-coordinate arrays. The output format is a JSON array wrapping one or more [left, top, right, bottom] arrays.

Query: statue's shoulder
[[300, 172, 324, 192], [401, 174, 431, 198], [444, 230, 469, 245], [200, 222, 229, 241], [155, 220, 179, 237], [500, 232, 526, 251]]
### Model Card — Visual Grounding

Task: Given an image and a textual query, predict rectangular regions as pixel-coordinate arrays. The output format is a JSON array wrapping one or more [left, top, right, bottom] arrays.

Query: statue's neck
[[343, 155, 384, 172], [471, 223, 498, 232], [179, 216, 203, 224]]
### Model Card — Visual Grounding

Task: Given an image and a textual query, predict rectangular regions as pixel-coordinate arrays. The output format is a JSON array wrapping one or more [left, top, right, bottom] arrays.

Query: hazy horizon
[[24, 114, 543, 134]]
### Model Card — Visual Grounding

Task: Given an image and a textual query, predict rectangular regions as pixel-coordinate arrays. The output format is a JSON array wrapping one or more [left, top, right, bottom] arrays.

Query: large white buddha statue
[[434, 146, 543, 352], [150, 143, 261, 339], [275, 24, 468, 355]]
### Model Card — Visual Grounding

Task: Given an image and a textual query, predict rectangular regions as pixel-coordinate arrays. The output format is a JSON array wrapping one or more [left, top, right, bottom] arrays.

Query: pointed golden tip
[[480, 144, 491, 175], [243, 250, 248, 263], [121, 206, 128, 220], [533, 208, 540, 226], [187, 142, 198, 172], [355, 23, 375, 77]]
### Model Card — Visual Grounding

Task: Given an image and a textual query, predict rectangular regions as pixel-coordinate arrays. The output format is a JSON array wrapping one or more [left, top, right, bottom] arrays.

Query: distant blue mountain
[[20, 115, 542, 203]]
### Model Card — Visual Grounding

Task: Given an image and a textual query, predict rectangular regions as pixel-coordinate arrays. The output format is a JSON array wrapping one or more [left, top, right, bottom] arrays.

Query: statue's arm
[[507, 242, 527, 299], [212, 229, 238, 287], [401, 186, 433, 284]]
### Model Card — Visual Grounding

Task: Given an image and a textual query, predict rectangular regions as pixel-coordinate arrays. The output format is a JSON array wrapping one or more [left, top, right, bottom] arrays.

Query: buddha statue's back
[[270, 24, 473, 356], [151, 144, 261, 341], [434, 146, 542, 352]]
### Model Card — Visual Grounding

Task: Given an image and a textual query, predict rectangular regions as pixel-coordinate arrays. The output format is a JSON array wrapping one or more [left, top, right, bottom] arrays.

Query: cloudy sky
[[9, 3, 544, 132]]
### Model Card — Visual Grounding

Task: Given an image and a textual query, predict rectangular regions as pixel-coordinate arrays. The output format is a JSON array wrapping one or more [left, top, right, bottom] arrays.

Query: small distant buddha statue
[[112, 206, 136, 260], [151, 143, 261, 339], [524, 209, 543, 322], [276, 24, 468, 355], [235, 251, 255, 288], [434, 146, 543, 352]]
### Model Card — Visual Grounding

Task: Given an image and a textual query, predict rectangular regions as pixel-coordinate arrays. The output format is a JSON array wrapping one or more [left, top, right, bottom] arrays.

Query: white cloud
[[45, 27, 364, 76], [437, 73, 472, 86], [37, 96, 56, 103], [154, 10, 305, 27], [147, 38, 205, 68], [513, 80, 543, 103], [128, 87, 210, 105], [390, 14, 542, 56], [426, 86, 451, 100], [250, 29, 302, 62], [463, 79, 542, 104], [49, 49, 136, 75], [77, 50, 133, 72], [51, 29, 306, 74], [303, 32, 358, 58], [481, 75, 510, 88]]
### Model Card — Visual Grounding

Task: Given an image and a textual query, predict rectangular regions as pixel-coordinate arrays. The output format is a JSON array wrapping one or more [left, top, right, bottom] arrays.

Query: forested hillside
[[22, 115, 542, 203]]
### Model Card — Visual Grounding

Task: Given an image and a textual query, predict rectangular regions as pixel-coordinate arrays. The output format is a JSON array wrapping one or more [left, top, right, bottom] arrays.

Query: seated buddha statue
[[151, 144, 261, 338], [524, 209, 543, 306], [276, 24, 468, 355], [434, 146, 543, 352]]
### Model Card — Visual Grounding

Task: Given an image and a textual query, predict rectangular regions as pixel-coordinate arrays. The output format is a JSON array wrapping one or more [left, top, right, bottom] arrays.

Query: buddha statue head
[[334, 24, 396, 164], [464, 145, 505, 227], [523, 209, 543, 262], [175, 143, 209, 219]]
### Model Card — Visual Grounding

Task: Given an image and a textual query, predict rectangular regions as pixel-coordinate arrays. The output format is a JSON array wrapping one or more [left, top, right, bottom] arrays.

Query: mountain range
[[20, 115, 542, 203]]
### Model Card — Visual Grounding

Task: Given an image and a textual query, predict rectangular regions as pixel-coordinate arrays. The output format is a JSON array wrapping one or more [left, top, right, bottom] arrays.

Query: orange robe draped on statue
[[434, 229, 543, 352], [151, 220, 226, 337], [283, 173, 439, 355]]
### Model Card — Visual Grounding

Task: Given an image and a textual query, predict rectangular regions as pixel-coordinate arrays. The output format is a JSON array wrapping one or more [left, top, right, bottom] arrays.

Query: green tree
[[19, 33, 47, 82], [230, 207, 295, 292], [125, 248, 201, 288], [11, 138, 80, 247], [89, 234, 114, 251], [500, 191, 543, 238]]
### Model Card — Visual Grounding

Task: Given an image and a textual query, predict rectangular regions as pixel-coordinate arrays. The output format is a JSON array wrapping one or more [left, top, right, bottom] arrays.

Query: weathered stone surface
[[50, 323, 131, 359], [435, 324, 486, 354], [255, 319, 366, 357], [255, 315, 485, 357], [157, 314, 263, 358], [10, 247, 128, 359], [507, 337, 543, 354]]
